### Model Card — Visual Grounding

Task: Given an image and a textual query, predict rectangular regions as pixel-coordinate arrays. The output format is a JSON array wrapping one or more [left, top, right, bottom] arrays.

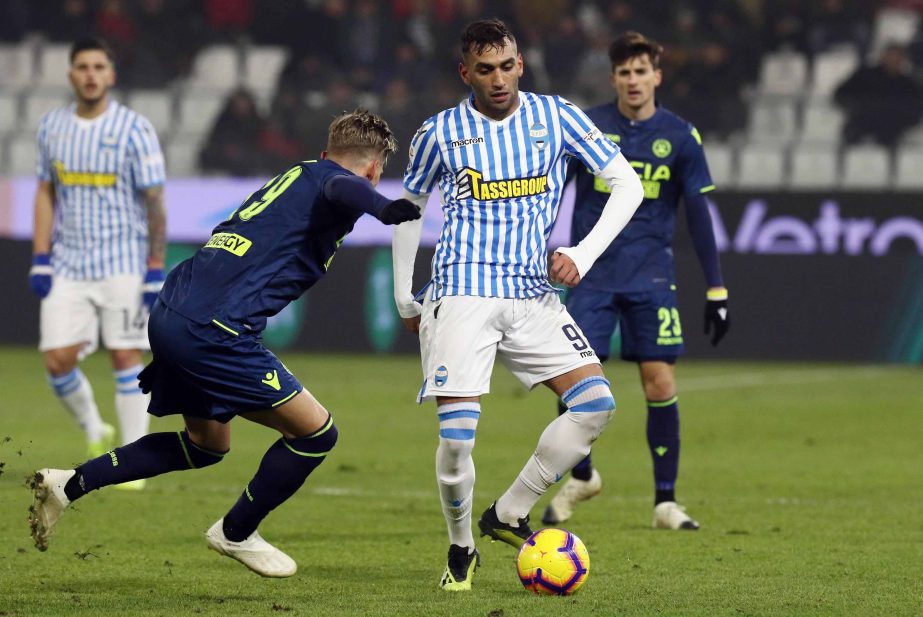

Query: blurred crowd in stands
[[2, 0, 923, 177]]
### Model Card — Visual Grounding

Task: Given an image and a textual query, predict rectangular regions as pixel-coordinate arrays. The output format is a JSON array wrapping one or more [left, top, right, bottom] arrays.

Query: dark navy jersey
[[570, 104, 715, 292], [160, 159, 362, 332]]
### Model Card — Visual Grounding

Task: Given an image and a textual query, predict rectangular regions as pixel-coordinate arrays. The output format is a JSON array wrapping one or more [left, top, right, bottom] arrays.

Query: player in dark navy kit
[[29, 109, 421, 577], [543, 32, 730, 530]]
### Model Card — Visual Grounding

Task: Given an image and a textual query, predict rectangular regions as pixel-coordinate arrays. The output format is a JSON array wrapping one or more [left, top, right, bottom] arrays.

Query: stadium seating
[[747, 99, 798, 145], [127, 90, 175, 136], [0, 42, 36, 93], [187, 45, 240, 91], [7, 133, 36, 175], [757, 49, 809, 98], [165, 136, 205, 177], [0, 21, 920, 187], [841, 145, 890, 189], [799, 102, 845, 145], [0, 93, 17, 134], [894, 147, 923, 190], [35, 44, 72, 90], [736, 145, 786, 189], [809, 46, 859, 101], [789, 145, 839, 189], [703, 142, 734, 188], [243, 46, 288, 94], [176, 94, 226, 139], [22, 92, 69, 133], [870, 8, 919, 58]]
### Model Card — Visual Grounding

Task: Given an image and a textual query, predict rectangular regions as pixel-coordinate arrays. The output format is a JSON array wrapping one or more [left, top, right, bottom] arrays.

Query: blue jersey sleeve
[[685, 192, 724, 288], [675, 124, 715, 198], [402, 119, 442, 195], [323, 173, 390, 218], [557, 97, 620, 174]]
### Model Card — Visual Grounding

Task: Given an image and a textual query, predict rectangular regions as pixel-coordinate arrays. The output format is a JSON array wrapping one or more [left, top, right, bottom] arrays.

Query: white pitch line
[[679, 367, 890, 392]]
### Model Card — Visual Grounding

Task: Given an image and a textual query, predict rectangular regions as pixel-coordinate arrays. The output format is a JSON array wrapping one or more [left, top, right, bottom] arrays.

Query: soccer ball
[[516, 528, 590, 595]]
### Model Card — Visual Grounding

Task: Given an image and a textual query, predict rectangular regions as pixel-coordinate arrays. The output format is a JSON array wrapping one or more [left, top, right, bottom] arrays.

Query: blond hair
[[326, 108, 398, 167]]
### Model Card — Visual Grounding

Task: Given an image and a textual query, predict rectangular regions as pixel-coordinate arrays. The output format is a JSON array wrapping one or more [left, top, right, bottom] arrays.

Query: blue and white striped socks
[[496, 376, 615, 524], [48, 368, 106, 442], [436, 402, 481, 549]]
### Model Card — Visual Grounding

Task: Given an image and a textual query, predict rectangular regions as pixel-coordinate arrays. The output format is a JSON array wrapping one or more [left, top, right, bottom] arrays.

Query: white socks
[[496, 376, 615, 524], [48, 368, 106, 442], [114, 364, 150, 445], [435, 402, 480, 548]]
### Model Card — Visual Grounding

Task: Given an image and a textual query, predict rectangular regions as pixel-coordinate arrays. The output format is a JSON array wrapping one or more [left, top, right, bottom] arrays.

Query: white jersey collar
[[464, 93, 523, 126], [71, 100, 116, 127]]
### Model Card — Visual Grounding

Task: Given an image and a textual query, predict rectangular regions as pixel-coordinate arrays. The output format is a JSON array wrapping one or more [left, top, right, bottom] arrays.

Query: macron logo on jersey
[[455, 167, 548, 201], [450, 136, 484, 148]]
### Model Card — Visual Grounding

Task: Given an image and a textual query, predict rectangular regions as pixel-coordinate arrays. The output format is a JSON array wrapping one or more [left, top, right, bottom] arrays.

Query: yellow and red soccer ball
[[516, 528, 590, 596]]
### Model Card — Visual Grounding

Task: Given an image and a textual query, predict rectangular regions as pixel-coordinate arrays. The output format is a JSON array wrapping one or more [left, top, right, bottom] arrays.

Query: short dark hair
[[460, 18, 517, 58], [69, 37, 115, 64], [327, 108, 398, 166], [609, 31, 663, 70]]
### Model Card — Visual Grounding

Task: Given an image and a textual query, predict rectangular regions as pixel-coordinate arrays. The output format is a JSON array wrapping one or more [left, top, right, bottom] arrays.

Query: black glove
[[378, 198, 421, 225], [704, 298, 729, 347]]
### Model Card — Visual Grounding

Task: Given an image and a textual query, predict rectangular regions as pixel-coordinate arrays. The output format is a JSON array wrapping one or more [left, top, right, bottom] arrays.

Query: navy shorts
[[139, 301, 303, 423], [566, 286, 684, 363]]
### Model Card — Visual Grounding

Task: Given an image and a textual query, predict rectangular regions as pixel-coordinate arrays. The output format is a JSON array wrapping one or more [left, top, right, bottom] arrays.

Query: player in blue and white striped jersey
[[28, 38, 167, 484], [392, 19, 644, 591]]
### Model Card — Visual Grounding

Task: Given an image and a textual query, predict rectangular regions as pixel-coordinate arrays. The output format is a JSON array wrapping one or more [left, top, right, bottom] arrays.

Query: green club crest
[[652, 138, 672, 158]]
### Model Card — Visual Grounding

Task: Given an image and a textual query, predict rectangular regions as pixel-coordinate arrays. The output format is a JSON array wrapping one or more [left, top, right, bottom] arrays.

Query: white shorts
[[39, 274, 150, 357], [416, 293, 600, 402]]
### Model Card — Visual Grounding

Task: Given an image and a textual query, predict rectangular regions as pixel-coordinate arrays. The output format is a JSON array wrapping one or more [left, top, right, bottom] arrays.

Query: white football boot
[[541, 469, 603, 525], [29, 468, 75, 551], [652, 501, 700, 530], [205, 519, 297, 577]]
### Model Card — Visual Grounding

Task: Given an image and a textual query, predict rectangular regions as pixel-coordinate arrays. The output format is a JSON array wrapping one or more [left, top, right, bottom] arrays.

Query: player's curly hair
[[326, 108, 398, 166], [609, 31, 663, 70], [460, 18, 517, 58]]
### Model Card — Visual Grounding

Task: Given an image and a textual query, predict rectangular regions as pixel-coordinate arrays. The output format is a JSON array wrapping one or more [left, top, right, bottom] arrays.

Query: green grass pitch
[[0, 346, 920, 616]]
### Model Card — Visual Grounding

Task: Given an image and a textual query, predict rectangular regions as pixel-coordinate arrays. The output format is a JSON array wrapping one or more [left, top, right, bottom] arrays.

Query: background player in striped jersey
[[542, 32, 730, 531], [29, 109, 421, 576], [392, 19, 644, 591], [28, 37, 167, 488]]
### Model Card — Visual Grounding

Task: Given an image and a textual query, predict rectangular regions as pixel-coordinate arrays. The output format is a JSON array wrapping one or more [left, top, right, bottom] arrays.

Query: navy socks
[[64, 431, 226, 501], [647, 397, 680, 504], [222, 416, 339, 542]]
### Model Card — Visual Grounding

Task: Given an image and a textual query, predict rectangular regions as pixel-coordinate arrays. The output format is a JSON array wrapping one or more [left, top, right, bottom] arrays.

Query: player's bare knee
[[184, 416, 230, 452], [640, 363, 676, 401], [641, 377, 675, 401], [110, 348, 143, 371], [44, 349, 78, 376], [180, 430, 228, 468]]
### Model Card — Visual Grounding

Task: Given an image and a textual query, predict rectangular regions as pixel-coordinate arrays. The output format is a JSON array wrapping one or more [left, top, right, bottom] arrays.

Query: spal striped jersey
[[37, 100, 165, 280], [403, 92, 619, 300]]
